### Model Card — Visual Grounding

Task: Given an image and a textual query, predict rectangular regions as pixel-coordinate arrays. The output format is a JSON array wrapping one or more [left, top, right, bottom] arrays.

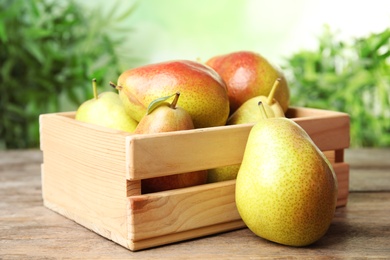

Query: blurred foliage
[[0, 0, 137, 149], [2, 0, 388, 150], [284, 25, 390, 147]]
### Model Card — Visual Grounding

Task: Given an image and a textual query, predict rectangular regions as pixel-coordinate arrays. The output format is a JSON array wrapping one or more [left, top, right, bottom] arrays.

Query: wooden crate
[[39, 107, 350, 251]]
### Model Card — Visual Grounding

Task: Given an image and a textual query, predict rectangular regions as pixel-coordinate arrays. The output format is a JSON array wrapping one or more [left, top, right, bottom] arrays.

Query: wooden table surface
[[1, 148, 389, 259]]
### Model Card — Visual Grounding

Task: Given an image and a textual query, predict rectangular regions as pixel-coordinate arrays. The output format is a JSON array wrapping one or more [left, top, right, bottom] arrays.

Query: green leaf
[[146, 93, 176, 115]]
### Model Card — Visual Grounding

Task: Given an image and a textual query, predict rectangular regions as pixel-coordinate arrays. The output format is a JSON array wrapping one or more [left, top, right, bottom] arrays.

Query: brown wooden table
[[1, 149, 389, 259]]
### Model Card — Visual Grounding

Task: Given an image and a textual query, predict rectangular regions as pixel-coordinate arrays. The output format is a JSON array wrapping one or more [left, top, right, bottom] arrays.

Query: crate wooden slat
[[127, 107, 349, 180], [40, 107, 350, 251]]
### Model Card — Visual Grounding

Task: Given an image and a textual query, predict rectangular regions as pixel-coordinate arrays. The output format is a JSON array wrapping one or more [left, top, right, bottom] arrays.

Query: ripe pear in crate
[[113, 60, 230, 128], [75, 78, 137, 132], [209, 81, 285, 183], [206, 51, 290, 114], [134, 92, 207, 193]]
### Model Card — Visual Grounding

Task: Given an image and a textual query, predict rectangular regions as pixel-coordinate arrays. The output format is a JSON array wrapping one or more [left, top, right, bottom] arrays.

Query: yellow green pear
[[227, 79, 285, 125], [207, 164, 241, 183], [235, 102, 338, 247], [75, 79, 138, 132], [209, 80, 285, 184]]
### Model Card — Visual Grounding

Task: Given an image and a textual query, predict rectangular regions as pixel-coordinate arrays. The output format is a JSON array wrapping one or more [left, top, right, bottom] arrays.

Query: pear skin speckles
[[117, 60, 230, 128], [235, 117, 338, 247]]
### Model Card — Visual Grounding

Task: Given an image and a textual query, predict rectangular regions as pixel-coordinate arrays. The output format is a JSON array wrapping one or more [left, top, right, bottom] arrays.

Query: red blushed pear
[[206, 51, 290, 115], [134, 92, 194, 134], [112, 60, 230, 128], [134, 92, 208, 194]]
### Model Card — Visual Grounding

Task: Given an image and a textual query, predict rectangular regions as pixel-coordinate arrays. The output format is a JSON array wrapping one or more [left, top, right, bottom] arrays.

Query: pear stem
[[258, 101, 268, 119], [267, 78, 280, 105], [109, 81, 122, 91], [92, 78, 98, 100], [170, 92, 180, 109]]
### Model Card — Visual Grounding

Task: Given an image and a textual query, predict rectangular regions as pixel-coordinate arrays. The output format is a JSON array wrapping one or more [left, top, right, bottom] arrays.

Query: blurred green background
[[1, 0, 390, 149]]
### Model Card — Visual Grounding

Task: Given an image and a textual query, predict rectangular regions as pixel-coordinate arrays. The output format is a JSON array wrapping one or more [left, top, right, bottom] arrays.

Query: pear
[[235, 102, 338, 247], [134, 92, 194, 134], [75, 79, 138, 132], [227, 79, 285, 125], [210, 80, 284, 183], [206, 51, 290, 114], [135, 92, 208, 193], [207, 164, 241, 183], [112, 60, 230, 128], [259, 78, 285, 117]]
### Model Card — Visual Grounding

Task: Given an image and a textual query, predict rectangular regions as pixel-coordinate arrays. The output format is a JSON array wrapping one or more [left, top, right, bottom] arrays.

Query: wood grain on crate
[[39, 107, 350, 251], [40, 113, 136, 248], [127, 107, 349, 180], [128, 180, 244, 250]]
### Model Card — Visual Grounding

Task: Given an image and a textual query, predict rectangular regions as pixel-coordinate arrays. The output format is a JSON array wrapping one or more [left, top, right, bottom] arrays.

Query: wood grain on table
[[1, 149, 389, 259]]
